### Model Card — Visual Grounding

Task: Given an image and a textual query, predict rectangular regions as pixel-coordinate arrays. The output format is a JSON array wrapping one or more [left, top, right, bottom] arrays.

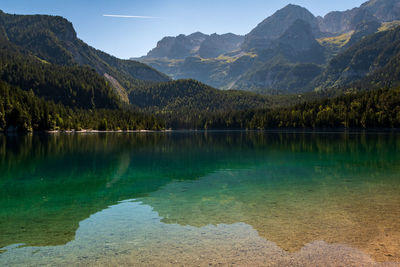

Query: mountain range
[[1, 0, 400, 131], [137, 0, 400, 94], [145, 32, 245, 60], [0, 9, 278, 131]]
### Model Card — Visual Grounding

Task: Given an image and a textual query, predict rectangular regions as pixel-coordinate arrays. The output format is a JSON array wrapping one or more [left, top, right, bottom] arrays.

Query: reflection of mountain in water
[[0, 132, 399, 262]]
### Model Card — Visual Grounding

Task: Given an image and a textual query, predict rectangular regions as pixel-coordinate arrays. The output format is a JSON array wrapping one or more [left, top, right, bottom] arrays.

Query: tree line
[[163, 87, 400, 130], [0, 81, 164, 132]]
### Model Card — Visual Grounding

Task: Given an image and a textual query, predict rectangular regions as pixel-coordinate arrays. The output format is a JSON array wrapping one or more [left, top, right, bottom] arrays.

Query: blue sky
[[1, 0, 366, 59]]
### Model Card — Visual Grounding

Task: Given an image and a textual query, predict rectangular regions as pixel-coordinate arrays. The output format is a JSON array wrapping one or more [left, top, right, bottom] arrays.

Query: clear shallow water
[[0, 132, 399, 266]]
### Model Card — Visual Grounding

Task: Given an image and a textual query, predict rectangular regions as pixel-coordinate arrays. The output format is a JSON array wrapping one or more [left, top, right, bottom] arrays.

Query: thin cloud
[[103, 14, 160, 19]]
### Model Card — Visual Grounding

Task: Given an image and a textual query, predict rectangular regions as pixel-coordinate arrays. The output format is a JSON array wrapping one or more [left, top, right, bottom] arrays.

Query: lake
[[0, 132, 399, 266]]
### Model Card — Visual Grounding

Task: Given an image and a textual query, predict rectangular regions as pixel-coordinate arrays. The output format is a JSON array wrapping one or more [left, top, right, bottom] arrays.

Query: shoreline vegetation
[[1, 128, 399, 135], [0, 130, 166, 134], [1, 86, 400, 132]]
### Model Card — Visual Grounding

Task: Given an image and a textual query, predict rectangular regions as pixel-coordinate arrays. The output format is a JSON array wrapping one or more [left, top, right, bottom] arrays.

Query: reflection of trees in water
[[1, 132, 399, 166], [0, 132, 399, 250]]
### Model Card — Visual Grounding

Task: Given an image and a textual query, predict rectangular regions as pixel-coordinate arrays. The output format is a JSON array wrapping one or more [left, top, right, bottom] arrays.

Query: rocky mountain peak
[[319, 0, 400, 34], [146, 33, 206, 59], [361, 0, 400, 22], [198, 33, 244, 58], [277, 19, 316, 51], [242, 4, 320, 51], [144, 32, 243, 60]]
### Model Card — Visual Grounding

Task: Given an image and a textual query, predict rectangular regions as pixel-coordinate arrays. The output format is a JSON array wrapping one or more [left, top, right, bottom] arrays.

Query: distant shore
[[1, 128, 400, 134], [0, 129, 173, 134], [47, 129, 175, 134]]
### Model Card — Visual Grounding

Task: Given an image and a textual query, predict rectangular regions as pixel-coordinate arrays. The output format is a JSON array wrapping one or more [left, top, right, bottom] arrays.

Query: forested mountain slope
[[0, 25, 124, 111], [0, 10, 169, 103], [129, 79, 271, 113], [315, 25, 400, 89]]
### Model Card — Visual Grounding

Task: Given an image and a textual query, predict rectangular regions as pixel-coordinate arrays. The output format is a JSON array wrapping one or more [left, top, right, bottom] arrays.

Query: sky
[[0, 0, 367, 59]]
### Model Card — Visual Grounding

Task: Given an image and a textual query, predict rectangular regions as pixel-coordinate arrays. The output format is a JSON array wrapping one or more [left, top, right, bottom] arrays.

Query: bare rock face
[[318, 0, 400, 34], [145, 32, 244, 60], [242, 4, 321, 52], [276, 20, 319, 53], [250, 19, 325, 65], [345, 20, 381, 48], [361, 0, 400, 22], [319, 9, 377, 34], [198, 33, 244, 59], [146, 32, 208, 59]]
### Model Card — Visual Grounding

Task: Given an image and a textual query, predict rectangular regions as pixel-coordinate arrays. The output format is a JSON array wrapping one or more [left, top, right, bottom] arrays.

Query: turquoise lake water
[[0, 132, 399, 266]]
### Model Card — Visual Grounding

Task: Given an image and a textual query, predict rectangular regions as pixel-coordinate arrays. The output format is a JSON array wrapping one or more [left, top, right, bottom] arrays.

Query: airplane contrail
[[103, 14, 159, 19]]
